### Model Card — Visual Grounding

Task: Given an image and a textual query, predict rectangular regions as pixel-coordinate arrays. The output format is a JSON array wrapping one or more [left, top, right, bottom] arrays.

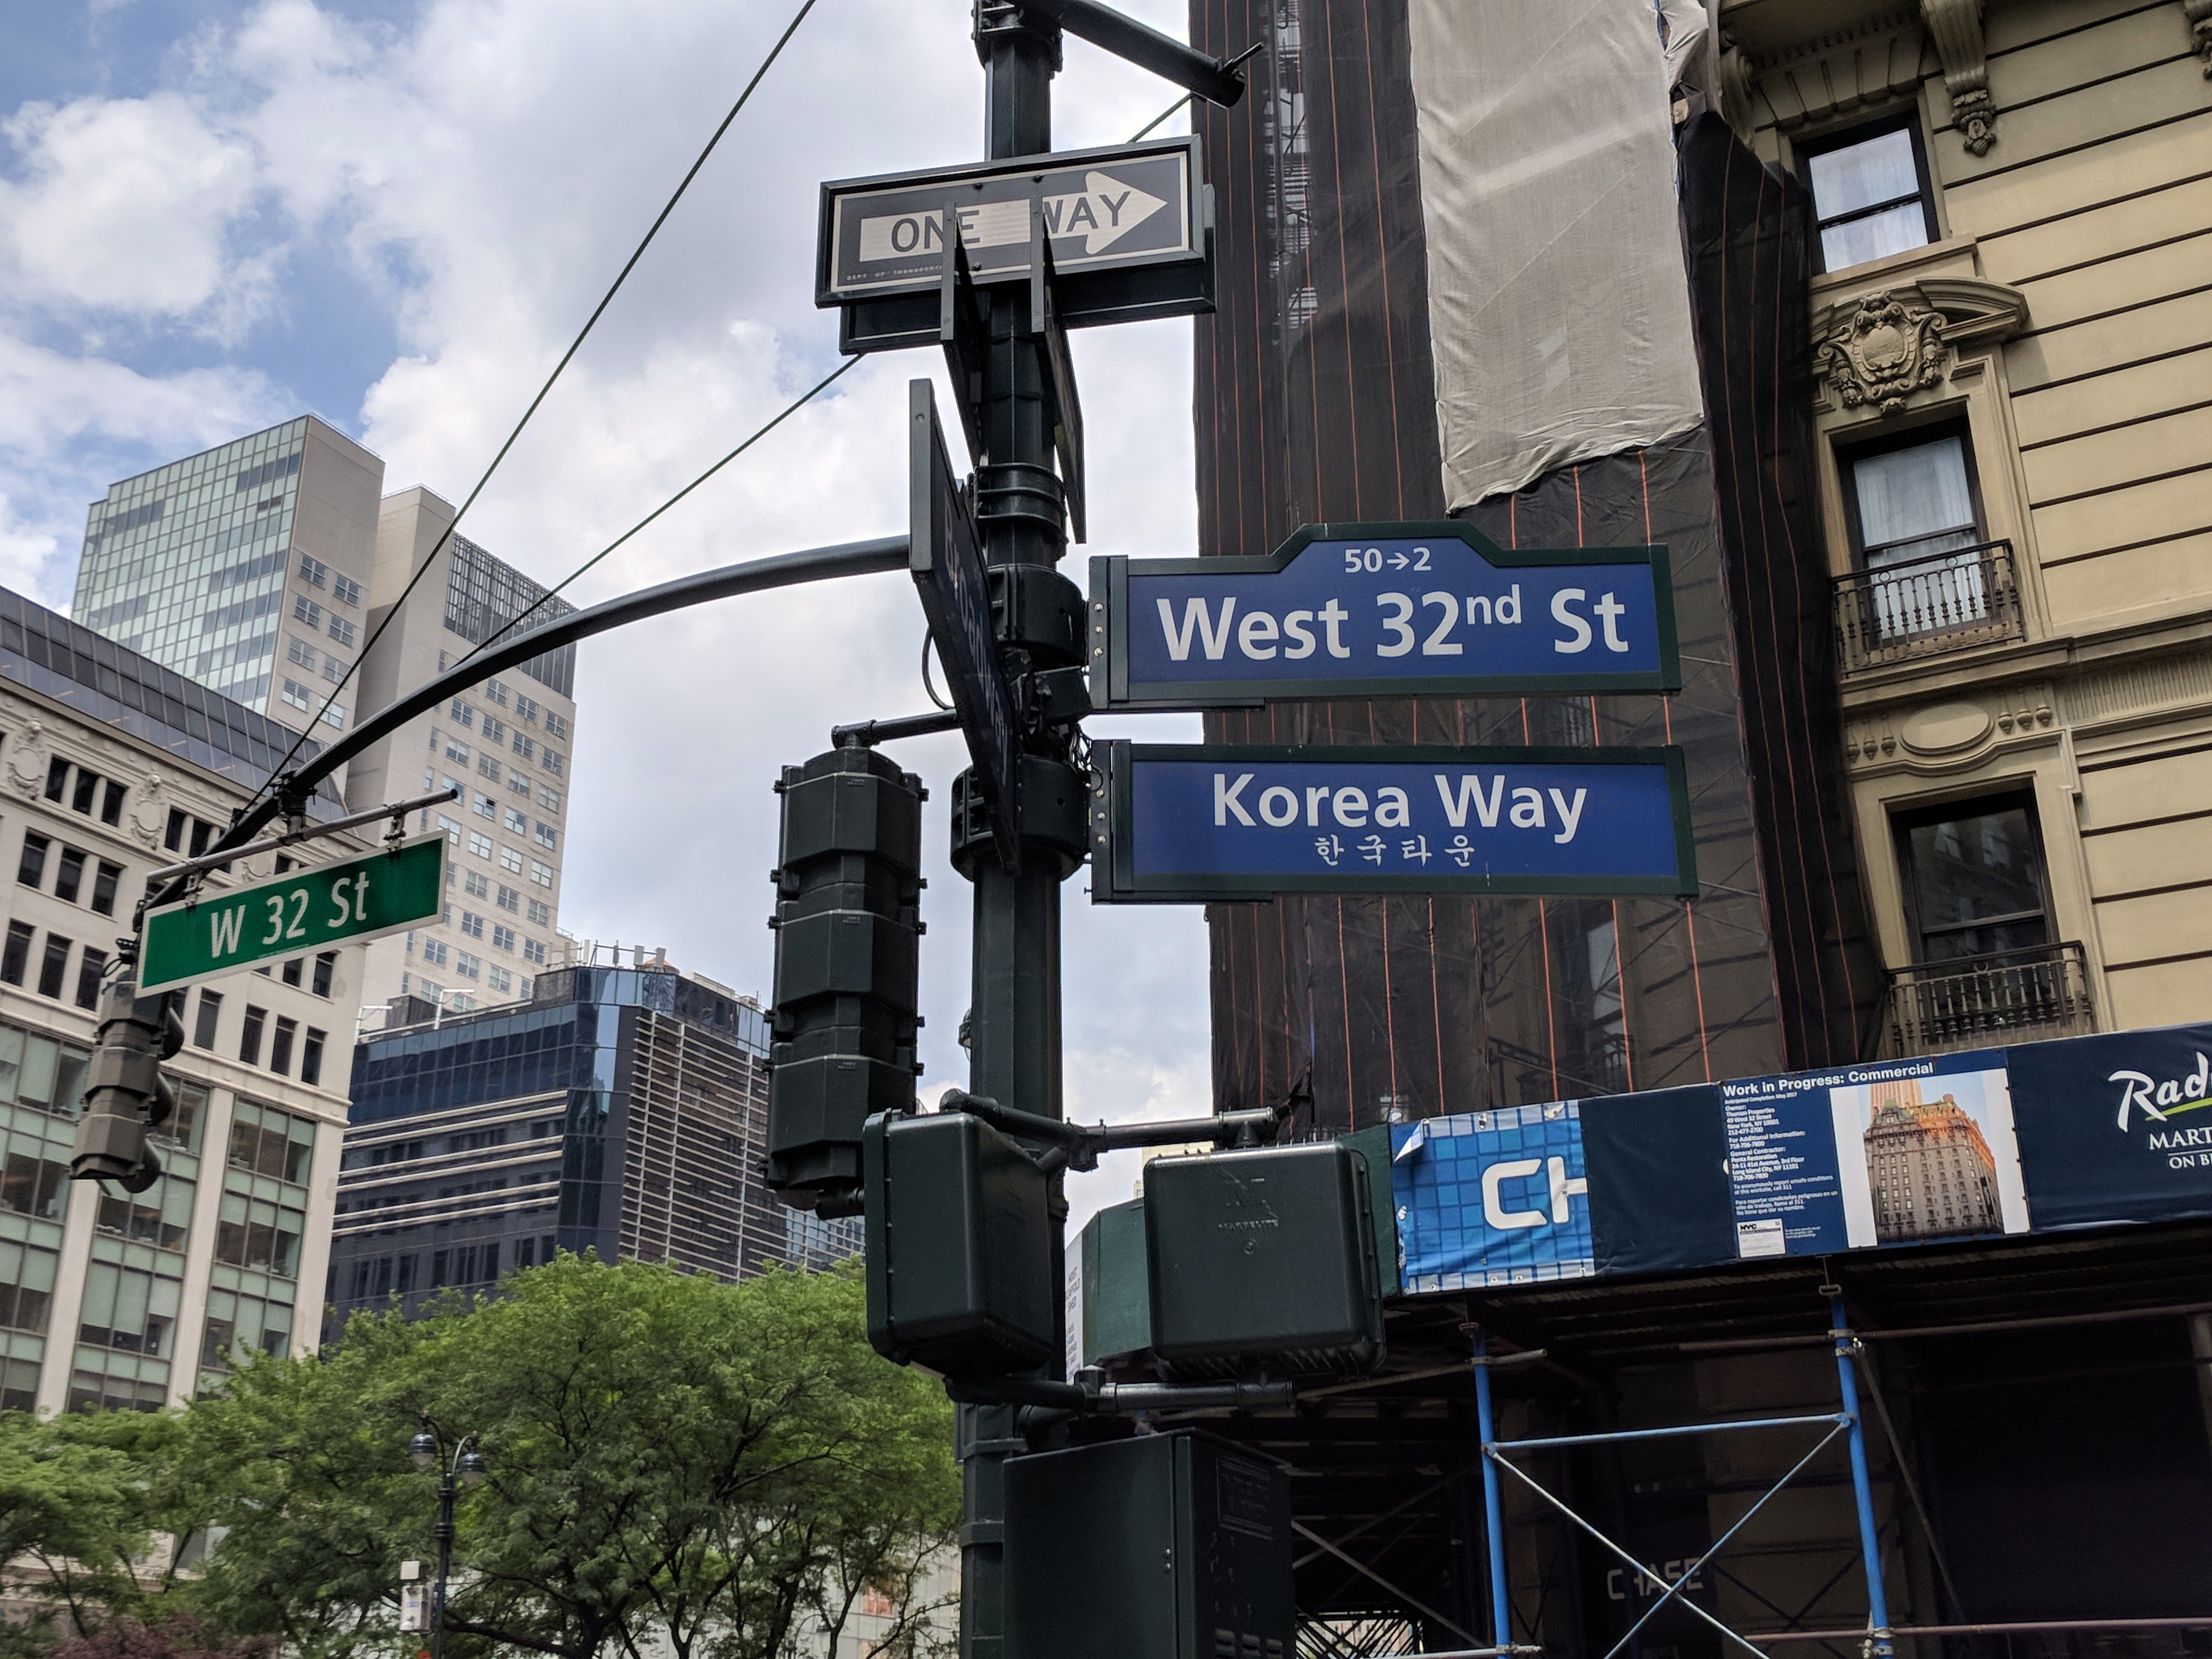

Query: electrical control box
[[1006, 1431, 1292, 1659]]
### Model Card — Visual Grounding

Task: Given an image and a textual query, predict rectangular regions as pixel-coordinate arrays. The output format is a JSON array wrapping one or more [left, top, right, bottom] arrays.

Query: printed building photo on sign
[[1837, 1065, 2029, 1245]]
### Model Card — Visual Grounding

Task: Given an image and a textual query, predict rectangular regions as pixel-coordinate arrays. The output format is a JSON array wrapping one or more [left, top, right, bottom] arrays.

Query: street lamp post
[[408, 1420, 487, 1659]]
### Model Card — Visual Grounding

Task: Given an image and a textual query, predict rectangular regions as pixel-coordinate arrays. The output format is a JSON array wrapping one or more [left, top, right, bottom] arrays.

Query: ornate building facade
[[1862, 1079, 2002, 1241]]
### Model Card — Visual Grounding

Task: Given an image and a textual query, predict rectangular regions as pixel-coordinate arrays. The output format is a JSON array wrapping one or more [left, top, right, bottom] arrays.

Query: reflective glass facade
[[328, 967, 823, 1334], [72, 420, 312, 709]]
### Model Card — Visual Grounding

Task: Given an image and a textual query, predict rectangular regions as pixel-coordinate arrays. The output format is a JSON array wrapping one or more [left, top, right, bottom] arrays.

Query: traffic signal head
[[766, 747, 926, 1215], [70, 981, 184, 1193]]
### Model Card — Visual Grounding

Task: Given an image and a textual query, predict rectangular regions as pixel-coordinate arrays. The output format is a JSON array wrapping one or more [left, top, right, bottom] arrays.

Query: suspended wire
[[242, 0, 823, 815], [454, 354, 860, 669], [1127, 40, 1262, 142]]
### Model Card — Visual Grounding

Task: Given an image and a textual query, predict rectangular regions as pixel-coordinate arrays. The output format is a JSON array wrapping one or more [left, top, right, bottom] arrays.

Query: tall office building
[[345, 488, 579, 1022], [69, 417, 384, 757], [69, 425, 583, 1023], [0, 584, 360, 1411], [322, 951, 856, 1337]]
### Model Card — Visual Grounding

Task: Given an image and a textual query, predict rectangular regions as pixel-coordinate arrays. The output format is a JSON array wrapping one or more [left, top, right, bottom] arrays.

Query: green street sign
[[138, 832, 446, 995]]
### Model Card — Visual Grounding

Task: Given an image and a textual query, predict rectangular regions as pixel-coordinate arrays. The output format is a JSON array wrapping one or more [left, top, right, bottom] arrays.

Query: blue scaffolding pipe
[[1831, 1291, 1895, 1659], [1470, 1333, 1514, 1657], [1469, 1305, 1896, 1659]]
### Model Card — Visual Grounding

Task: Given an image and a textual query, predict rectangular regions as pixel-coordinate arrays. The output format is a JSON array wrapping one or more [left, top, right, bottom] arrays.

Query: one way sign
[[817, 136, 1207, 328]]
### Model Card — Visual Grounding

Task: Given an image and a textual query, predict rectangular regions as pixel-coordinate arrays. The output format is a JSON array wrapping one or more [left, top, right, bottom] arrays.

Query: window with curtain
[[1803, 117, 1937, 270], [1848, 430, 1988, 639]]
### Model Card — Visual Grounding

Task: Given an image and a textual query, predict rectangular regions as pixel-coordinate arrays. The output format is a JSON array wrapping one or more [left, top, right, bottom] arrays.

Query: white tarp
[[1409, 0, 1705, 508]]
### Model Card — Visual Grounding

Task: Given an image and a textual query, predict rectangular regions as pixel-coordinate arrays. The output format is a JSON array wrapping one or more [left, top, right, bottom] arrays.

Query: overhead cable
[[455, 354, 860, 669], [242, 0, 823, 815]]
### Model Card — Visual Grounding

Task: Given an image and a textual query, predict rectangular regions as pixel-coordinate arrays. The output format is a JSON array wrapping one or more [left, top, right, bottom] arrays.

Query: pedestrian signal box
[[1145, 1142, 1385, 1378], [863, 1110, 1057, 1376], [1007, 1431, 1292, 1659]]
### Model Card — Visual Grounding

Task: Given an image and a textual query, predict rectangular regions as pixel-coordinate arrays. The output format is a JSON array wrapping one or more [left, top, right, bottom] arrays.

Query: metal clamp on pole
[[143, 786, 462, 886], [829, 710, 966, 749], [940, 1088, 1289, 1170]]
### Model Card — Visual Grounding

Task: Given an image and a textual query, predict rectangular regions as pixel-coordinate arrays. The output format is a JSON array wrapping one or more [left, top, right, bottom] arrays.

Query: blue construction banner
[[2007, 1025, 2212, 1231], [1385, 1021, 2210, 1295]]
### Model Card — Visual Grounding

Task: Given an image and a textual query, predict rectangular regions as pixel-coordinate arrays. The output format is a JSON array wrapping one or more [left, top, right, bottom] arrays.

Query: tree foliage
[[167, 1255, 957, 1659]]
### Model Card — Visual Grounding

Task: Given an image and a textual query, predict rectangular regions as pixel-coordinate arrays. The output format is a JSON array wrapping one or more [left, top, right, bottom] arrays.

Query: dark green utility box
[[1145, 1142, 1384, 1378], [1006, 1431, 1292, 1659], [863, 1111, 1056, 1376], [1075, 1197, 1152, 1365]]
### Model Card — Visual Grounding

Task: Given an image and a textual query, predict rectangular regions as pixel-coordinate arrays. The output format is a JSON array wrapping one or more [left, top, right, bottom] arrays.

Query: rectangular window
[[1894, 792, 2054, 963], [240, 1006, 266, 1066], [446, 737, 469, 763], [515, 695, 538, 723], [70, 770, 98, 816], [509, 771, 532, 797], [281, 679, 313, 712], [322, 656, 347, 684], [483, 679, 508, 707], [278, 957, 302, 989], [17, 832, 49, 889], [486, 966, 512, 993], [525, 938, 547, 965], [476, 754, 501, 781], [526, 898, 550, 926], [0, 923, 31, 987], [269, 1017, 296, 1076], [74, 948, 106, 1010], [53, 848, 84, 904], [293, 597, 323, 630], [301, 1028, 325, 1087], [454, 952, 480, 980], [1845, 426, 1987, 640], [492, 925, 516, 952], [311, 951, 335, 997], [534, 822, 557, 850], [461, 869, 487, 899], [460, 911, 484, 939], [195, 989, 223, 1049], [327, 616, 356, 648], [543, 749, 564, 777], [332, 574, 361, 607], [472, 793, 497, 820], [499, 845, 523, 874], [512, 734, 536, 761], [530, 860, 554, 890], [450, 699, 475, 728], [481, 717, 507, 744], [436, 815, 464, 845], [422, 938, 449, 967], [287, 636, 316, 668], [91, 861, 121, 917], [545, 711, 569, 739], [36, 937, 71, 1000], [298, 554, 328, 588], [504, 807, 527, 833], [497, 885, 520, 913], [164, 808, 186, 852], [469, 831, 494, 860], [539, 784, 562, 812], [100, 780, 125, 827], [44, 758, 68, 802], [1802, 115, 1937, 272]]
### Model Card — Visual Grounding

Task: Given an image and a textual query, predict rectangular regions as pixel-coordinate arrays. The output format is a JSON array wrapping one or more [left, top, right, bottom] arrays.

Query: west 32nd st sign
[[1091, 520, 1680, 709]]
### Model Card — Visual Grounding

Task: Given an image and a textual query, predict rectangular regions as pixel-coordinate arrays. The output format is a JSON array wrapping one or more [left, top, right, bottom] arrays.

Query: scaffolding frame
[[1469, 1289, 1895, 1659]]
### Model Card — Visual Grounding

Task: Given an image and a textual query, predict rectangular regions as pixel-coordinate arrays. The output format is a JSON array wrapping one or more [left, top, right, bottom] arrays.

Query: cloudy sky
[[0, 0, 1216, 1223]]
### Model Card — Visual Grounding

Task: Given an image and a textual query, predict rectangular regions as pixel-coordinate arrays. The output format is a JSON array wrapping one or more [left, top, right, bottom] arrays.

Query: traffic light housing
[[765, 746, 926, 1215], [70, 981, 184, 1193]]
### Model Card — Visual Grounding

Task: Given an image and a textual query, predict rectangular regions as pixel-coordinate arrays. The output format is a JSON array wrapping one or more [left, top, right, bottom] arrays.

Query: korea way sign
[[1092, 520, 1679, 709], [1091, 744, 1696, 903], [818, 137, 1207, 337], [138, 832, 445, 995]]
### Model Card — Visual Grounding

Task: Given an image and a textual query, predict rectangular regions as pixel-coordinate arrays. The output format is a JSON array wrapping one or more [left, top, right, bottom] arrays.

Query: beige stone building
[[0, 585, 361, 1410], [1721, 0, 2212, 1052]]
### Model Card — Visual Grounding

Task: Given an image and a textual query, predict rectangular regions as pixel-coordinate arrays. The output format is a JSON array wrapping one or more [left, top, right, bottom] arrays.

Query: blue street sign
[[1090, 521, 1679, 709], [1090, 743, 1697, 903], [909, 379, 1021, 869]]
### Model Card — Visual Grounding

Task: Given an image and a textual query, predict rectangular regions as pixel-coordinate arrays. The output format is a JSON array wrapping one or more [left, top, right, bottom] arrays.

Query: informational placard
[[909, 380, 1020, 869], [1091, 742, 1697, 903], [139, 833, 445, 995], [1092, 521, 1679, 708]]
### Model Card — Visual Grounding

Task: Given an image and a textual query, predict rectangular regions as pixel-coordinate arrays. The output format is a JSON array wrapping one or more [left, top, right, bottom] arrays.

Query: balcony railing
[[1877, 940, 2095, 1058], [1834, 537, 2024, 673]]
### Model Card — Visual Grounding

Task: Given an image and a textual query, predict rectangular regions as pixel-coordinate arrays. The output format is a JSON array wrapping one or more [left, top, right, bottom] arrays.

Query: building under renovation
[[1152, 0, 2212, 1648]]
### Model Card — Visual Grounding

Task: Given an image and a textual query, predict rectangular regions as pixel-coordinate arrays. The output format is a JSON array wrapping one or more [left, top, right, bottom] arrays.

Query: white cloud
[[0, 92, 261, 318], [5, 0, 1218, 1138]]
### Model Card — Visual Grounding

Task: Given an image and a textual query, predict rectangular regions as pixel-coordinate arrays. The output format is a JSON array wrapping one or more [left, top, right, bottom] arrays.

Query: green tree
[[172, 1255, 957, 1659], [0, 1409, 180, 1642]]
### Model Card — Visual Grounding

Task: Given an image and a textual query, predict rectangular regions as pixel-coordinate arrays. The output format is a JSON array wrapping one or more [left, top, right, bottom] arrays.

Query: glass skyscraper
[[71, 416, 384, 736]]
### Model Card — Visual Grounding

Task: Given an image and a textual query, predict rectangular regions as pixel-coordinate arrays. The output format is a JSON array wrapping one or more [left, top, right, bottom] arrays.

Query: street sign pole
[[961, 14, 1076, 1659]]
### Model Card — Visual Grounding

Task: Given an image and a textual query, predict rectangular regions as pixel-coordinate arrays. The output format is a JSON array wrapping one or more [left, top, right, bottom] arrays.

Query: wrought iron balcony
[[1878, 940, 2094, 1058], [1834, 537, 2025, 673]]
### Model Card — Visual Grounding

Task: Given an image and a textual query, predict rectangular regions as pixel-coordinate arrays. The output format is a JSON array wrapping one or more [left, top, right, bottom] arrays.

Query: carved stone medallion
[[1815, 290, 1948, 414]]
